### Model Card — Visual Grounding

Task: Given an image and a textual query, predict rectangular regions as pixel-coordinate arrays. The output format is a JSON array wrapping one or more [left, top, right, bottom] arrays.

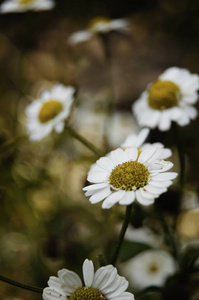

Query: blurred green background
[[0, 0, 199, 299]]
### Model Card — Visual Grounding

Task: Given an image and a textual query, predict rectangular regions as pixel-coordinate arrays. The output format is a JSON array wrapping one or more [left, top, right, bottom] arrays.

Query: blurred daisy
[[0, 0, 55, 13], [26, 84, 75, 141], [133, 67, 199, 131], [83, 147, 177, 209], [121, 250, 176, 290], [43, 258, 134, 300], [69, 17, 129, 44], [121, 127, 172, 159]]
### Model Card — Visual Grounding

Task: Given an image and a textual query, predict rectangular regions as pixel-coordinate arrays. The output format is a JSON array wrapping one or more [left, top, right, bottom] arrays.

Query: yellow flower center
[[88, 17, 111, 31], [109, 161, 149, 191], [148, 263, 159, 273], [69, 287, 107, 300], [148, 80, 181, 110], [18, 0, 33, 4], [38, 100, 63, 123]]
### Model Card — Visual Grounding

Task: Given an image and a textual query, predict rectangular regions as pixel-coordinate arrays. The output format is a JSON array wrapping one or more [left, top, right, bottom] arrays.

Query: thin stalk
[[111, 204, 133, 265], [172, 122, 185, 189], [159, 213, 181, 269], [65, 126, 103, 157], [0, 275, 43, 293]]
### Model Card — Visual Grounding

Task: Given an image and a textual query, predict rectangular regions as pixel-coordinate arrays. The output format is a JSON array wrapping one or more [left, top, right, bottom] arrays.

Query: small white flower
[[121, 127, 172, 159], [0, 0, 55, 13], [69, 17, 129, 44], [43, 259, 135, 300], [121, 250, 176, 290], [83, 146, 177, 209], [133, 67, 199, 131], [26, 84, 75, 141]]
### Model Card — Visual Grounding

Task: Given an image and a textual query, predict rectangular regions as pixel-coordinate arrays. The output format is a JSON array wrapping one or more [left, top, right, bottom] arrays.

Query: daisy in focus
[[133, 67, 199, 131], [0, 0, 55, 13], [69, 17, 129, 44], [83, 146, 177, 209], [26, 84, 75, 141], [121, 127, 172, 159], [121, 249, 176, 290], [43, 259, 134, 300]]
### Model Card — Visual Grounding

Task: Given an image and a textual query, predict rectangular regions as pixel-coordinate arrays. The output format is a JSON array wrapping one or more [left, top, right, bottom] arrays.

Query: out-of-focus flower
[[26, 84, 75, 141], [106, 111, 139, 149], [133, 67, 199, 131], [121, 127, 172, 159], [83, 147, 177, 209], [121, 250, 176, 290], [43, 259, 134, 300], [0, 0, 55, 13], [69, 17, 129, 44], [124, 225, 163, 248]]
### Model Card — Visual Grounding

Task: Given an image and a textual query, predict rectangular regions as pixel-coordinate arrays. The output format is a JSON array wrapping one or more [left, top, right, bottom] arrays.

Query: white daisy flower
[[26, 84, 75, 141], [69, 17, 129, 44], [0, 0, 55, 13], [133, 67, 199, 131], [121, 127, 172, 159], [83, 147, 178, 209], [42, 259, 135, 300], [121, 250, 177, 290]]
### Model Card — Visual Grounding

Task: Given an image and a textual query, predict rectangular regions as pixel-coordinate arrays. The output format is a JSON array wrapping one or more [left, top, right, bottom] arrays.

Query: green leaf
[[119, 240, 152, 262]]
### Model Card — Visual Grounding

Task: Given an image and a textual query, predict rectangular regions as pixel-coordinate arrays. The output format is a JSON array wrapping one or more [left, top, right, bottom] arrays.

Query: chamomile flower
[[26, 84, 75, 141], [43, 259, 134, 300], [83, 147, 177, 209], [69, 17, 129, 44], [121, 127, 172, 159], [133, 67, 199, 131], [121, 250, 176, 290], [0, 0, 55, 13]]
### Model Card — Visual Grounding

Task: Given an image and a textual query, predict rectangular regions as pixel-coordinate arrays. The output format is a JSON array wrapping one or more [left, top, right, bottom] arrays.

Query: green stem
[[65, 126, 103, 157], [159, 213, 181, 268], [0, 275, 43, 293], [111, 204, 133, 265], [172, 122, 185, 189]]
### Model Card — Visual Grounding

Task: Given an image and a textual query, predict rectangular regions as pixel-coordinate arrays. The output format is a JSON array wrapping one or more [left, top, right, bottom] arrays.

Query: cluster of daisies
[[1, 4, 199, 299]]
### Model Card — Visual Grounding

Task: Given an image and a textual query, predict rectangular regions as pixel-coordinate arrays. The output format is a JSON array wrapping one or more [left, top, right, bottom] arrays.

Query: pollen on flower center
[[109, 161, 149, 191], [88, 17, 111, 30], [18, 0, 33, 4], [38, 100, 63, 123], [148, 80, 181, 110], [69, 287, 107, 300], [148, 263, 159, 273]]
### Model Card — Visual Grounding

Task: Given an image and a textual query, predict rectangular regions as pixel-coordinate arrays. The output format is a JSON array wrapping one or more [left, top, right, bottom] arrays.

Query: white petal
[[138, 147, 157, 163], [89, 187, 112, 204], [158, 110, 172, 131], [93, 265, 117, 290], [151, 172, 178, 181], [144, 184, 167, 194], [47, 277, 64, 295], [111, 148, 127, 165], [42, 288, 66, 300], [97, 157, 117, 171], [68, 30, 94, 44], [135, 190, 155, 206], [149, 180, 172, 187], [83, 182, 109, 191], [112, 291, 135, 300], [55, 121, 64, 133], [83, 259, 94, 287], [87, 171, 109, 183], [106, 276, 128, 298], [102, 190, 125, 209], [58, 269, 82, 294], [119, 191, 135, 205], [124, 147, 138, 162]]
